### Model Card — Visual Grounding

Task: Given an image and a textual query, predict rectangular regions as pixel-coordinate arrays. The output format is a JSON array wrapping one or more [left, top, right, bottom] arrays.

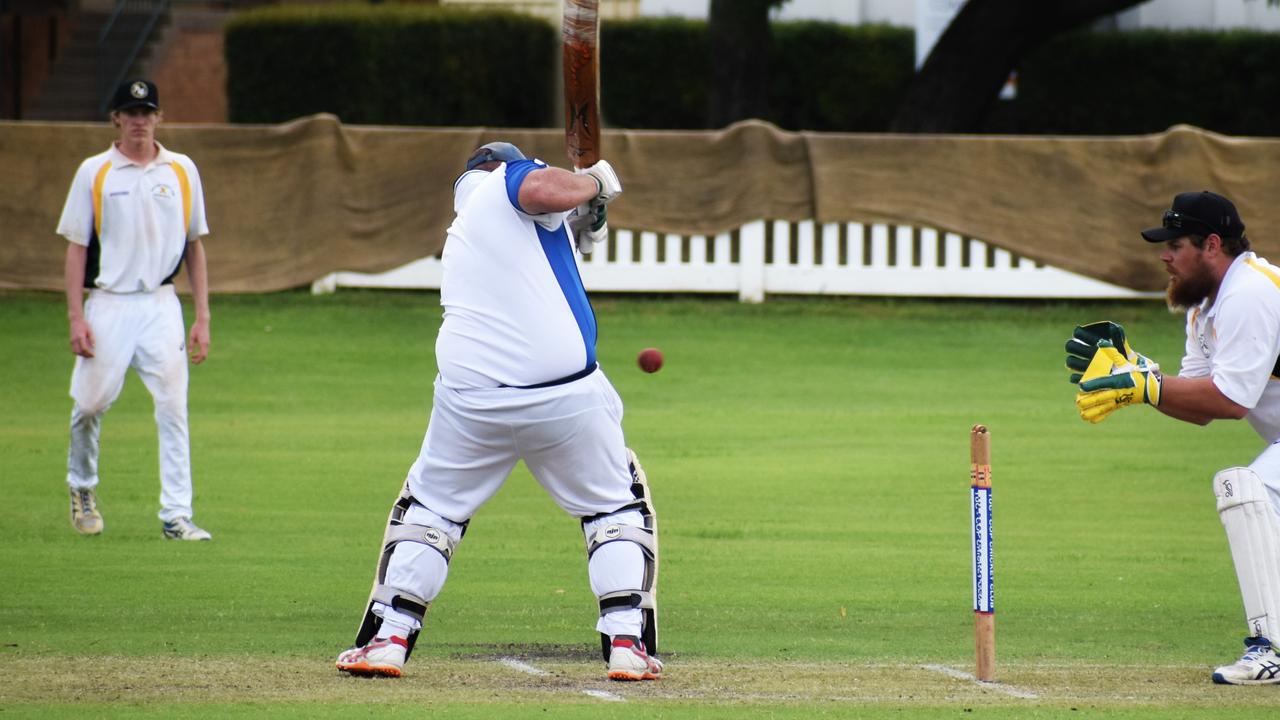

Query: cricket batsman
[[1068, 191, 1280, 684], [334, 142, 661, 681]]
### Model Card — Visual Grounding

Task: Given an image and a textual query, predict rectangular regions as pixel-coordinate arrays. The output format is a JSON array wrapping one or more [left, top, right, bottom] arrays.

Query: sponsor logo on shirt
[[152, 184, 174, 200]]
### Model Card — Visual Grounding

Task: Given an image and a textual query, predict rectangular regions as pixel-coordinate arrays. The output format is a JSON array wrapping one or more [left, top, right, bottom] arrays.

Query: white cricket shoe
[[336, 636, 408, 678], [1212, 637, 1280, 685], [69, 488, 103, 535], [161, 517, 212, 541], [607, 635, 662, 681]]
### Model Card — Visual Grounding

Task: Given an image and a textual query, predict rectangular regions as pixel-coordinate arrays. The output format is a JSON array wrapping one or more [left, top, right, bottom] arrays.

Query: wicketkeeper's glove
[[1064, 321, 1156, 384], [570, 201, 608, 254], [1074, 340, 1163, 423]]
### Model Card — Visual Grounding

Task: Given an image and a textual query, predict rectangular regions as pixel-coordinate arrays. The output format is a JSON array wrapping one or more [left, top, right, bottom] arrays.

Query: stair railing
[[96, 0, 171, 116]]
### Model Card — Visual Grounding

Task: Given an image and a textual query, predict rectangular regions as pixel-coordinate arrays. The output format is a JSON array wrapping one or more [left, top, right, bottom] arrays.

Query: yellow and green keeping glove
[[1064, 321, 1153, 384], [1074, 340, 1163, 424]]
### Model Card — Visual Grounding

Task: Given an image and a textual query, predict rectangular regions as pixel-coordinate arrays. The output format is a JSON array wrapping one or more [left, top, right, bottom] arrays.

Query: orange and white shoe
[[607, 635, 662, 681], [336, 636, 408, 678]]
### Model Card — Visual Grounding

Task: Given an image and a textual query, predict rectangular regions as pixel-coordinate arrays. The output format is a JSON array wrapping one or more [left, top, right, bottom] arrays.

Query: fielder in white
[[336, 142, 662, 681], [1069, 190, 1280, 684], [56, 79, 212, 541]]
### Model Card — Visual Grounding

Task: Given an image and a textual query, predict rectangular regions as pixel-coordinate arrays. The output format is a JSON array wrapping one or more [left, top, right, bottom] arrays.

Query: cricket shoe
[[336, 636, 408, 678], [607, 635, 662, 681], [1212, 637, 1280, 685], [162, 517, 212, 541], [69, 488, 103, 535]]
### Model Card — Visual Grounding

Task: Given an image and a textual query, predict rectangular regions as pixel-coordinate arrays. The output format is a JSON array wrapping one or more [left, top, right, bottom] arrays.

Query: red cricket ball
[[637, 347, 663, 373]]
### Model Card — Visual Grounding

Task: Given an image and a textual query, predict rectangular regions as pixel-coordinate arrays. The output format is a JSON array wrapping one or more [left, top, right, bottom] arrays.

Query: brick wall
[[146, 10, 227, 123]]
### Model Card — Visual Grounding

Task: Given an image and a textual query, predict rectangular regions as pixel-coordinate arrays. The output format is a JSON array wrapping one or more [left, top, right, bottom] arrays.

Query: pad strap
[[598, 589, 656, 613], [384, 523, 458, 563], [370, 584, 429, 624], [581, 500, 649, 525], [585, 523, 655, 558]]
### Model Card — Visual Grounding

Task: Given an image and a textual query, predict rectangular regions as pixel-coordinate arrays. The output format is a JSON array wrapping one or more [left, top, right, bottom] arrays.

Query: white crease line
[[497, 657, 627, 703], [499, 657, 550, 676], [921, 664, 1040, 699], [581, 689, 626, 702]]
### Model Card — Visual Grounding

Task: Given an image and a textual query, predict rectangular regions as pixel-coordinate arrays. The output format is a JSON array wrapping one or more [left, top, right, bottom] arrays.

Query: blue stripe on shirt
[[505, 158, 596, 366], [536, 223, 597, 368], [504, 159, 544, 213]]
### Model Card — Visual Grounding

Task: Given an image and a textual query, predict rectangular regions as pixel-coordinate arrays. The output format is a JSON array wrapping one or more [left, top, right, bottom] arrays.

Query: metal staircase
[[26, 1, 171, 121]]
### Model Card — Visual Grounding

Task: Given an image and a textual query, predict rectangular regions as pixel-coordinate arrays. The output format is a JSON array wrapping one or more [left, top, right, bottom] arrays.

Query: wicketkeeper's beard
[[1165, 260, 1217, 311]]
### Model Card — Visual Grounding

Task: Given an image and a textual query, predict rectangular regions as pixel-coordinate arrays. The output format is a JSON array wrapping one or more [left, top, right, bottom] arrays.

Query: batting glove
[[1065, 321, 1157, 384], [576, 159, 622, 205], [570, 202, 608, 254], [1074, 341, 1163, 423]]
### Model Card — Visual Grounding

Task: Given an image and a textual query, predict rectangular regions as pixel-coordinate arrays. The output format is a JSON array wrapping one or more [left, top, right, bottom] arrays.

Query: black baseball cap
[[465, 141, 525, 172], [111, 79, 159, 112], [1141, 190, 1245, 242]]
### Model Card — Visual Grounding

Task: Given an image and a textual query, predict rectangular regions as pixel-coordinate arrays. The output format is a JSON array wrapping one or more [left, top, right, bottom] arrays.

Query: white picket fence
[[311, 219, 1159, 302]]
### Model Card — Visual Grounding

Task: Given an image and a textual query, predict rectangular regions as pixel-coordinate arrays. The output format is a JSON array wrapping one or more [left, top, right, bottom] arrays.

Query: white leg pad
[[1215, 467, 1280, 642], [582, 448, 660, 661]]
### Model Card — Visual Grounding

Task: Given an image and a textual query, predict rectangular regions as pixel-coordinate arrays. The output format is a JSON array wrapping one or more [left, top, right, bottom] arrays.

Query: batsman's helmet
[[465, 141, 526, 172]]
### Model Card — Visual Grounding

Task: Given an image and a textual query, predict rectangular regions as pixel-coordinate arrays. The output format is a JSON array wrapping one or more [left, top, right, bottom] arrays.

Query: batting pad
[[581, 448, 659, 662], [1215, 467, 1280, 643]]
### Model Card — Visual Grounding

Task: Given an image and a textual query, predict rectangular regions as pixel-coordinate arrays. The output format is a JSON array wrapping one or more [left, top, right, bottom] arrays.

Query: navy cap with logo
[[1141, 190, 1245, 242], [464, 141, 525, 172], [111, 79, 160, 112]]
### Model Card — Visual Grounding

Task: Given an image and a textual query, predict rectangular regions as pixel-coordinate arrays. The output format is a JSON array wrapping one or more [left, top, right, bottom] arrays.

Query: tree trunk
[[889, 0, 1148, 133], [706, 0, 780, 128]]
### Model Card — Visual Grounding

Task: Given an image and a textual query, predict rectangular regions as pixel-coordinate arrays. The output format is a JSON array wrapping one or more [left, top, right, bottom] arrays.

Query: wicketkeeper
[[335, 142, 661, 681], [1068, 190, 1280, 684]]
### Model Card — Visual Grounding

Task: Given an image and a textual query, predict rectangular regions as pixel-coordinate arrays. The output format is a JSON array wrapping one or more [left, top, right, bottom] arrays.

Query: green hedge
[[599, 19, 913, 131], [986, 29, 1280, 136], [224, 8, 1280, 137], [225, 5, 556, 126], [768, 22, 914, 132], [599, 17, 708, 130]]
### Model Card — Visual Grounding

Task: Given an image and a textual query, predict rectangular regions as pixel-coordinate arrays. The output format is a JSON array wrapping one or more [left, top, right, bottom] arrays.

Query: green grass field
[[1, 289, 1274, 718]]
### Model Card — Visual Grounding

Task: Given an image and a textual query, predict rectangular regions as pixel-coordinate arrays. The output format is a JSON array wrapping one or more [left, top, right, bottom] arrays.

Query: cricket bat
[[562, 0, 601, 169]]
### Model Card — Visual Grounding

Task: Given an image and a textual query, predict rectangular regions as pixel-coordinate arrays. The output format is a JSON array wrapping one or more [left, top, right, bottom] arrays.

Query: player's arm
[[517, 160, 621, 214], [1153, 375, 1248, 425], [58, 161, 96, 358], [517, 166, 600, 215], [64, 242, 93, 358], [185, 238, 210, 365], [1074, 340, 1250, 425]]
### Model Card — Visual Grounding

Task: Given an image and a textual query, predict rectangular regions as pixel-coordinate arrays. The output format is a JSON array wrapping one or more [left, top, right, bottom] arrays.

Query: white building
[[638, 0, 1280, 31]]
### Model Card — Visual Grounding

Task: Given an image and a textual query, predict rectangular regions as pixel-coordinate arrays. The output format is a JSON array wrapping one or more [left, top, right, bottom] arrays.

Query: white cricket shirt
[[1179, 251, 1280, 442], [435, 159, 597, 389], [56, 142, 208, 293]]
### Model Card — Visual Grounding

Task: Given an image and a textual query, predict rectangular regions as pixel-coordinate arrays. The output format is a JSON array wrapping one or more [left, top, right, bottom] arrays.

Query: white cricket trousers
[[376, 369, 648, 639], [67, 285, 195, 523]]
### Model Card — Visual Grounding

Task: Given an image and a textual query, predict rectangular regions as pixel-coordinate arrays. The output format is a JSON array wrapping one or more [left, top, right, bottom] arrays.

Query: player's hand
[[576, 159, 621, 205], [69, 316, 94, 358], [188, 318, 210, 365], [1064, 321, 1155, 383], [570, 202, 608, 254], [1074, 341, 1162, 423]]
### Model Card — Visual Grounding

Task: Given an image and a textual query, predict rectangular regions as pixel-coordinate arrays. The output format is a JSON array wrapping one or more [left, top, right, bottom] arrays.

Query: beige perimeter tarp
[[3, 115, 1280, 293]]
